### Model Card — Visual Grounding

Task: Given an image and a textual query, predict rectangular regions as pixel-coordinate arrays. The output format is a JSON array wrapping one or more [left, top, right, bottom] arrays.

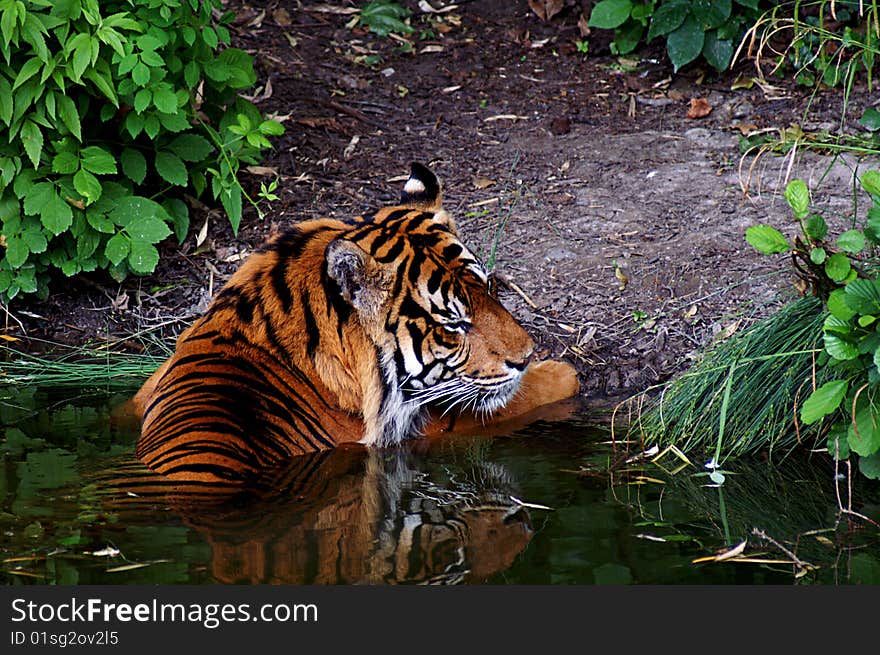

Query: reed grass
[[626, 297, 830, 464], [0, 339, 166, 388]]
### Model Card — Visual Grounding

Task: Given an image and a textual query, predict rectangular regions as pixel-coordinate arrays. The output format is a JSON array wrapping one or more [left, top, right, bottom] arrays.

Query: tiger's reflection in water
[[92, 442, 533, 584]]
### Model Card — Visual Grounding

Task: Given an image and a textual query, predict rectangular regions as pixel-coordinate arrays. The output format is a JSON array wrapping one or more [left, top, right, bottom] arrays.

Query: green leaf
[[745, 225, 789, 254], [104, 232, 130, 266], [52, 93, 79, 142], [134, 88, 151, 113], [120, 148, 147, 185], [859, 451, 880, 479], [861, 170, 880, 197], [108, 196, 170, 228], [860, 107, 880, 132], [827, 422, 850, 459], [86, 211, 114, 234], [19, 121, 43, 168], [23, 182, 54, 216], [258, 120, 285, 137], [848, 390, 880, 457], [805, 214, 827, 240], [837, 229, 866, 253], [701, 30, 734, 71], [647, 0, 688, 39], [73, 168, 102, 204], [784, 179, 810, 218], [667, 14, 705, 72], [125, 216, 171, 243], [83, 69, 118, 106], [12, 57, 43, 91], [220, 185, 242, 235], [21, 228, 46, 254], [824, 330, 860, 361], [0, 76, 12, 125], [163, 198, 189, 244], [691, 0, 732, 30], [71, 36, 92, 81], [844, 278, 880, 315], [152, 86, 178, 114], [4, 236, 29, 268], [589, 0, 633, 29], [611, 20, 644, 55], [80, 146, 117, 175], [132, 61, 151, 86], [810, 247, 826, 265], [168, 134, 214, 162], [127, 239, 160, 274], [52, 151, 79, 174], [154, 151, 188, 186], [825, 252, 852, 283], [41, 193, 74, 235], [800, 379, 848, 424]]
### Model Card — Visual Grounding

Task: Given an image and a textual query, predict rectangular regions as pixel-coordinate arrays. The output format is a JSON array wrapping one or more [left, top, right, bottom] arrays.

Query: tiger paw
[[493, 359, 580, 420], [423, 359, 580, 438]]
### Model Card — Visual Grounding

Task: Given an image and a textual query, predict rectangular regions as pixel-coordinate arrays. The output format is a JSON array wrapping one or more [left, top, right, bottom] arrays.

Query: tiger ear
[[401, 162, 442, 211], [400, 162, 457, 232], [326, 238, 390, 314]]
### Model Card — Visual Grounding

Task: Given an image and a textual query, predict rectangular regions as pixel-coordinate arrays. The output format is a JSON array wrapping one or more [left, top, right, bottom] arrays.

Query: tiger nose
[[505, 347, 535, 372]]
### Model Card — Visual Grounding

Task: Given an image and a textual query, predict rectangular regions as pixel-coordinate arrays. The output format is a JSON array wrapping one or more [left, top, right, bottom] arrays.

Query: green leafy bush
[[354, 0, 414, 37], [0, 0, 283, 303], [588, 0, 766, 71], [746, 173, 880, 480]]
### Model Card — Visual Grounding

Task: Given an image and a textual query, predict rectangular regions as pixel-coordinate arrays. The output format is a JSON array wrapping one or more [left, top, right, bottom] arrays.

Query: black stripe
[[301, 288, 320, 359], [391, 260, 406, 300], [376, 236, 405, 263], [380, 208, 413, 224], [406, 322, 425, 366], [235, 292, 255, 323], [266, 227, 317, 312], [408, 248, 426, 285], [270, 258, 293, 313], [398, 294, 433, 322], [426, 268, 443, 294], [442, 243, 463, 261]]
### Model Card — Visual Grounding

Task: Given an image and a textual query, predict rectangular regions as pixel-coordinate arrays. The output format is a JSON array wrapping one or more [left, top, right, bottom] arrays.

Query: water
[[2, 386, 879, 585]]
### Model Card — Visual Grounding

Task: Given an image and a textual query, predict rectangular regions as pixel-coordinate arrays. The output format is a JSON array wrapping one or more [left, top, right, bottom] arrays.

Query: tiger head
[[325, 163, 535, 446]]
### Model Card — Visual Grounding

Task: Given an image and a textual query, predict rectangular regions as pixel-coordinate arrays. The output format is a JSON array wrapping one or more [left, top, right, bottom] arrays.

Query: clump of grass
[[0, 339, 165, 388], [735, 1, 880, 192], [626, 297, 829, 464]]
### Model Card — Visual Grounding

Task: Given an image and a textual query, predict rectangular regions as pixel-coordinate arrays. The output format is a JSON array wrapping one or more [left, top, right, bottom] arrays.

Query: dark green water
[[2, 386, 879, 585]]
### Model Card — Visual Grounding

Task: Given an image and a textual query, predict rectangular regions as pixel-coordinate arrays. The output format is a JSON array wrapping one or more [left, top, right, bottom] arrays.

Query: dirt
[[11, 1, 879, 401]]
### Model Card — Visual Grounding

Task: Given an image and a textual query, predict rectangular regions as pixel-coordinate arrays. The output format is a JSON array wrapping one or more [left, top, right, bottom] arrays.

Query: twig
[[751, 528, 813, 569]]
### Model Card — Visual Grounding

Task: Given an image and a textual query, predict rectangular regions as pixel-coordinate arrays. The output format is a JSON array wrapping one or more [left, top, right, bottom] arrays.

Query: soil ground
[[12, 1, 880, 401]]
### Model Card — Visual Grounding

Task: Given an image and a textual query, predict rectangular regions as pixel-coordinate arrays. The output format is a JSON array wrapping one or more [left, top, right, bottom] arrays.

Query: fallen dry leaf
[[302, 4, 359, 15], [472, 176, 496, 189], [418, 1, 459, 14], [295, 116, 346, 132], [273, 8, 291, 25], [483, 114, 529, 122], [528, 0, 564, 21], [343, 135, 360, 160], [732, 123, 759, 135], [245, 165, 278, 176], [577, 12, 590, 37], [687, 97, 712, 119]]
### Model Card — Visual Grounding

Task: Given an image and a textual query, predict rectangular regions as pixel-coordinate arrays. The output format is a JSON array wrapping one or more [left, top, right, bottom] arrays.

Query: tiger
[[85, 442, 534, 584], [130, 162, 579, 486]]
